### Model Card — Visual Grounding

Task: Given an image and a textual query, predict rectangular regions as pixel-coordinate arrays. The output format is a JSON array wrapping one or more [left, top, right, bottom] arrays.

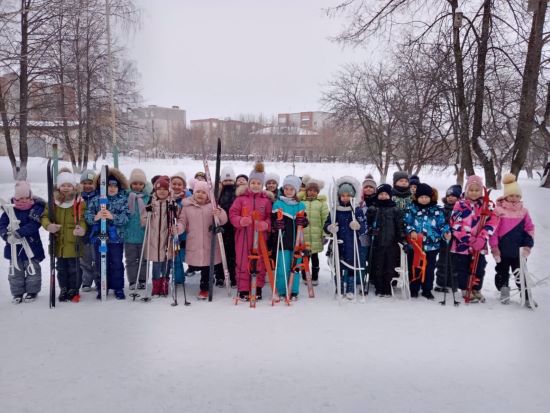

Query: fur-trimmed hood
[[93, 167, 129, 191], [335, 176, 361, 200], [235, 185, 274, 200]]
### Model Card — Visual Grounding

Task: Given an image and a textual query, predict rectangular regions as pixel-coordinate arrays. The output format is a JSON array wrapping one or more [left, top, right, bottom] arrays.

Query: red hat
[[154, 177, 170, 191]]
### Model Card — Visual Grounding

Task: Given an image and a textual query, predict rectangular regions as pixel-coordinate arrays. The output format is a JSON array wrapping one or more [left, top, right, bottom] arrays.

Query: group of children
[[0, 161, 536, 306]]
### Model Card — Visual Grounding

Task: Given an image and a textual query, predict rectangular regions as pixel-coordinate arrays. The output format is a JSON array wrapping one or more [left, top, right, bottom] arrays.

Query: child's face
[[306, 188, 319, 198], [378, 192, 390, 201], [236, 177, 248, 186], [156, 188, 169, 200], [195, 175, 206, 182], [410, 185, 417, 194], [222, 179, 234, 186], [59, 183, 75, 196], [283, 185, 296, 198], [107, 183, 119, 196], [15, 196, 32, 203], [466, 184, 482, 201], [505, 194, 521, 202], [266, 180, 278, 192], [395, 178, 409, 188], [194, 189, 208, 204], [340, 193, 351, 204], [81, 180, 94, 193], [249, 179, 263, 193], [417, 195, 431, 205], [363, 186, 375, 196], [131, 182, 145, 193], [446, 195, 458, 205], [171, 179, 184, 194]]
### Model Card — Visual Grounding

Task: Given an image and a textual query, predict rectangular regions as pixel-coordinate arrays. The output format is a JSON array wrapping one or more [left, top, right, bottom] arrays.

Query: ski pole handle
[[277, 208, 283, 221]]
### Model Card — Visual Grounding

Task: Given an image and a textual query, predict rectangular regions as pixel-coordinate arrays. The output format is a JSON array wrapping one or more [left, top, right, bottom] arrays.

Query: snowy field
[[0, 156, 549, 413]]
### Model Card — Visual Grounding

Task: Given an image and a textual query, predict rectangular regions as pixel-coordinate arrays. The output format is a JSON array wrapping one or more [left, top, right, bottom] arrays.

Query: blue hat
[[445, 184, 462, 198]]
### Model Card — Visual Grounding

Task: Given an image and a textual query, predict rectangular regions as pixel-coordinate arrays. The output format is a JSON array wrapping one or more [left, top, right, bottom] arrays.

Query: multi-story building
[[277, 111, 331, 132], [249, 125, 320, 161]]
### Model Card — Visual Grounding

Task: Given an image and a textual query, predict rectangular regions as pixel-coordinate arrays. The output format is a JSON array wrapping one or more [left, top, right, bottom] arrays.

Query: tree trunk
[[511, 0, 548, 176], [0, 82, 18, 178], [18, 0, 31, 180]]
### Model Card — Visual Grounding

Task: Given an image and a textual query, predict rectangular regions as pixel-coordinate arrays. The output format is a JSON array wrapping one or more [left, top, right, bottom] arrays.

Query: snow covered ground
[[0, 156, 548, 413]]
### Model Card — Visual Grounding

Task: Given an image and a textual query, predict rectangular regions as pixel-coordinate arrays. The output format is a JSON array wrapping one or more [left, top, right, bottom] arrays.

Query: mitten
[[274, 219, 285, 230], [257, 221, 268, 232], [469, 236, 485, 251], [295, 214, 306, 227], [521, 247, 531, 258], [349, 220, 360, 231], [240, 216, 252, 227], [327, 223, 338, 234], [73, 226, 85, 237], [47, 223, 61, 233]]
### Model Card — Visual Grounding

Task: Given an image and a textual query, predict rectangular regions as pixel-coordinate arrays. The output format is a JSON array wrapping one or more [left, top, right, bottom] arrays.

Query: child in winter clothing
[[42, 170, 87, 302], [324, 177, 366, 299], [124, 168, 151, 290], [78, 170, 97, 292], [404, 183, 451, 299], [236, 174, 248, 187], [299, 176, 329, 285], [229, 162, 273, 301], [218, 166, 238, 288], [140, 176, 173, 297], [434, 184, 462, 291], [0, 182, 46, 303], [366, 184, 404, 297], [392, 171, 412, 211], [85, 168, 129, 300], [273, 175, 308, 300], [450, 175, 498, 303], [265, 172, 280, 200], [170, 172, 192, 286], [358, 175, 377, 282], [409, 175, 420, 195], [176, 180, 228, 299], [490, 174, 535, 303]]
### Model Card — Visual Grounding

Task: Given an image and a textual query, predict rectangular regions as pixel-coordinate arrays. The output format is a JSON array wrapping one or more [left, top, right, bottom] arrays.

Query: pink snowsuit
[[229, 187, 273, 291]]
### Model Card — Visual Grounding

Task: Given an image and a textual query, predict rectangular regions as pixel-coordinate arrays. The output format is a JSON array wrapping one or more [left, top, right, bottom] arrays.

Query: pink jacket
[[450, 197, 498, 255], [489, 198, 535, 256], [177, 197, 227, 267]]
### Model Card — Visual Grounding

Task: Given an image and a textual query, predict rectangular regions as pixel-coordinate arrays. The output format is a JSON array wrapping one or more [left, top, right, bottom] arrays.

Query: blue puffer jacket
[[0, 197, 46, 262], [323, 202, 367, 266], [404, 201, 449, 251], [85, 191, 130, 244], [80, 190, 98, 245]]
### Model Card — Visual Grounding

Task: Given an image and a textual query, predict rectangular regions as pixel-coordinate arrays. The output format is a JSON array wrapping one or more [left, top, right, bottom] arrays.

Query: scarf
[[495, 198, 526, 218], [128, 191, 146, 215], [280, 196, 298, 206], [14, 198, 35, 211]]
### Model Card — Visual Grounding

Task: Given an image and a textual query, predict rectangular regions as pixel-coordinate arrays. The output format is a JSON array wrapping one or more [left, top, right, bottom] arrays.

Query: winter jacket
[[85, 190, 129, 244], [489, 198, 534, 258], [392, 187, 412, 211], [139, 196, 172, 262], [404, 201, 450, 252], [80, 190, 97, 245], [0, 197, 46, 262], [366, 199, 404, 248], [124, 188, 151, 244], [358, 195, 376, 246], [229, 187, 273, 256], [450, 197, 498, 255], [298, 192, 329, 253], [272, 196, 308, 251], [42, 199, 87, 258], [323, 201, 366, 266], [177, 197, 228, 267]]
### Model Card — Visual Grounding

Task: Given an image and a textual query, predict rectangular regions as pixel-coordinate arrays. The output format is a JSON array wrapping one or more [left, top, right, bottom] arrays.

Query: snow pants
[[494, 256, 520, 290], [275, 250, 300, 296], [95, 242, 125, 291], [196, 264, 223, 292], [80, 243, 96, 288], [124, 242, 146, 286], [373, 243, 399, 296], [236, 246, 266, 293], [451, 252, 486, 291], [409, 250, 438, 295], [8, 258, 41, 296], [56, 257, 79, 291]]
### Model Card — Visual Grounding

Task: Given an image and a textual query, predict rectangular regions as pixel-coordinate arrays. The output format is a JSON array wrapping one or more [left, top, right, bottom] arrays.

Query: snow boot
[[129, 283, 136, 291], [115, 290, 126, 300], [152, 278, 161, 296], [138, 282, 145, 290], [238, 291, 249, 301], [67, 289, 79, 302], [24, 293, 37, 303], [58, 288, 68, 302], [12, 295, 23, 304], [290, 292, 298, 301], [500, 286, 510, 304], [197, 290, 208, 300], [472, 290, 485, 303], [256, 287, 262, 300], [160, 277, 169, 296], [422, 291, 435, 300], [81, 285, 92, 292], [215, 279, 225, 288], [346, 292, 354, 300]]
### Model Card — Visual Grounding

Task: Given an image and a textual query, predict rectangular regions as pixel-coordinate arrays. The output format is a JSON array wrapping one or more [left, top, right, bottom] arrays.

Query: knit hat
[[445, 184, 462, 198], [338, 183, 354, 196], [393, 171, 409, 186], [265, 172, 280, 185], [129, 168, 147, 185], [282, 175, 301, 194], [502, 173, 521, 197], [194, 171, 206, 181], [249, 162, 265, 185], [14, 181, 31, 199], [362, 174, 377, 189], [171, 171, 187, 186], [236, 174, 248, 183], [154, 177, 170, 191], [465, 175, 483, 190], [415, 183, 433, 198], [57, 171, 76, 188], [220, 166, 235, 182], [80, 169, 96, 183], [377, 184, 392, 197], [335, 176, 361, 198], [193, 181, 210, 195], [305, 179, 323, 193], [409, 175, 420, 186]]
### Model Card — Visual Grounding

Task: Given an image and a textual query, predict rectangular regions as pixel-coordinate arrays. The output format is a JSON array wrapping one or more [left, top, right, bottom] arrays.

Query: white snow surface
[[0, 157, 549, 413]]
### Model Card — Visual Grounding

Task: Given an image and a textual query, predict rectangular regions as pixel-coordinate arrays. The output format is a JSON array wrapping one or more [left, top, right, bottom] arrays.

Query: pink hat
[[14, 181, 32, 199], [193, 181, 210, 196], [465, 175, 483, 190]]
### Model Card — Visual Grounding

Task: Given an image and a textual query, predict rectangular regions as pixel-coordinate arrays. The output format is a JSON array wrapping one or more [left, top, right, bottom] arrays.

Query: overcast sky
[[127, 0, 371, 121]]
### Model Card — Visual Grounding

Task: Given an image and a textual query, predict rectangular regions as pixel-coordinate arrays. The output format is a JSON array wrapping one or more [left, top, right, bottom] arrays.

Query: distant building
[[277, 111, 331, 132], [249, 125, 320, 161], [127, 105, 187, 154]]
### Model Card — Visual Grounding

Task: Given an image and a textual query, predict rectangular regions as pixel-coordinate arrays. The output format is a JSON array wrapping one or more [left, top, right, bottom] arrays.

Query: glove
[[73, 226, 85, 237], [469, 236, 486, 252], [256, 221, 268, 232], [521, 247, 531, 258], [491, 247, 501, 263], [7, 232, 22, 244], [274, 219, 285, 230], [327, 223, 338, 234], [240, 216, 252, 227], [295, 214, 306, 227], [403, 243, 413, 254], [145, 204, 153, 213], [349, 220, 360, 231], [47, 224, 61, 233]]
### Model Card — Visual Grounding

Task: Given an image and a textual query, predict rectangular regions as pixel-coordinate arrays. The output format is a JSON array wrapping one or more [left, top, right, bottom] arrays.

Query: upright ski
[[47, 159, 56, 308], [99, 165, 108, 301]]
